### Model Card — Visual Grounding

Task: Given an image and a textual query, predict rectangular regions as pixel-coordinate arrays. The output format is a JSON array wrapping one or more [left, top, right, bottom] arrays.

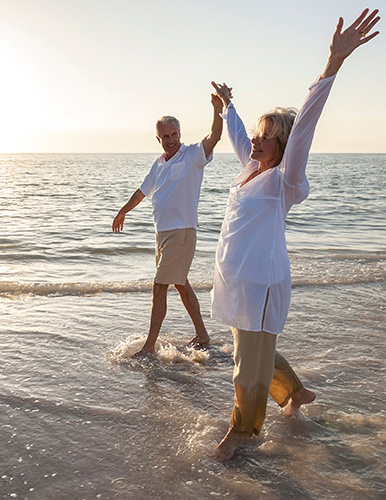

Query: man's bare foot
[[189, 333, 210, 346], [282, 387, 316, 417], [131, 346, 155, 358], [213, 429, 248, 461]]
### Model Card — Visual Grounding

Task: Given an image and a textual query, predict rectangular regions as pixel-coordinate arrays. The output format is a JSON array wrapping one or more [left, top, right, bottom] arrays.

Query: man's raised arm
[[202, 92, 224, 159], [112, 188, 145, 233]]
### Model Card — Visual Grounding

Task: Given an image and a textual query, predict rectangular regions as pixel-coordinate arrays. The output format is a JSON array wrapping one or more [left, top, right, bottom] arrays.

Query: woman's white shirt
[[211, 75, 336, 333]]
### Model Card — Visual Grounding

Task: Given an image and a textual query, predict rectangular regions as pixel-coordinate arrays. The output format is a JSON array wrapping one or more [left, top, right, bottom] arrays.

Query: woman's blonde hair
[[255, 107, 298, 162]]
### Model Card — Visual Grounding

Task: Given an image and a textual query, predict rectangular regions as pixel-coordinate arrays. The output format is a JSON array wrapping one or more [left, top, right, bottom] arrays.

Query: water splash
[[107, 339, 210, 365]]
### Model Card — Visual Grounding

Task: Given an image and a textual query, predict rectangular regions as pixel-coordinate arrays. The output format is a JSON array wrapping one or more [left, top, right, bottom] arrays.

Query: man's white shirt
[[140, 142, 212, 232]]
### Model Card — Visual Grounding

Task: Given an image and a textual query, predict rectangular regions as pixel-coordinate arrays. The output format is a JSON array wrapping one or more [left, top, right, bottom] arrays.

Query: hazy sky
[[0, 0, 384, 153]]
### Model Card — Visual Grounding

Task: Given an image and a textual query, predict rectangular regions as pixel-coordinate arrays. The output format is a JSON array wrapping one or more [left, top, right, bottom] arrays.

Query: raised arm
[[202, 93, 223, 159], [112, 188, 145, 233], [211, 81, 252, 167], [282, 9, 380, 188]]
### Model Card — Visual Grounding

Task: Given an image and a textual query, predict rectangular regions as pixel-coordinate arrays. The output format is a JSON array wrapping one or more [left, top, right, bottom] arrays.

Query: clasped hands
[[211, 81, 233, 108]]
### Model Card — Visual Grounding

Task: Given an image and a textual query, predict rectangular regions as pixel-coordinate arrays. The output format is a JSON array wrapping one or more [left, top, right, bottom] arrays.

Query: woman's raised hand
[[332, 9, 380, 58], [211, 81, 233, 107], [322, 9, 380, 78]]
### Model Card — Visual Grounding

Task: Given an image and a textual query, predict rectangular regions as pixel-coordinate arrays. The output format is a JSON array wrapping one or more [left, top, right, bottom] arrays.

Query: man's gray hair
[[156, 116, 181, 137]]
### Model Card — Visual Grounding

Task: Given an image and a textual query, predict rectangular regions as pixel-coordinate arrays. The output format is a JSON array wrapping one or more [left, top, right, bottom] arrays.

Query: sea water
[[1, 153, 385, 499]]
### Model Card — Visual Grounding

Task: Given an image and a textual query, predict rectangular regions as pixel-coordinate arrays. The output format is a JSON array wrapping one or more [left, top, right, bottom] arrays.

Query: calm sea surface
[[1, 153, 385, 499]]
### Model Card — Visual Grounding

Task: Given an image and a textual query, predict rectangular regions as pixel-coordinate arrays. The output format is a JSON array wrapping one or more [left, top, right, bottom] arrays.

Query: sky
[[0, 0, 384, 153]]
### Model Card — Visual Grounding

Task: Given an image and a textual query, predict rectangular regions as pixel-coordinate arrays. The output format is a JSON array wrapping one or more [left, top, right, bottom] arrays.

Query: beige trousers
[[230, 327, 303, 436]]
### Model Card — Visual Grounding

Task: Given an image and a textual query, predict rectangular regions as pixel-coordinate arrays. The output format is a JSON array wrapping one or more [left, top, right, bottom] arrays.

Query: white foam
[[157, 343, 209, 364], [106, 338, 144, 363], [107, 339, 210, 365], [184, 414, 226, 456]]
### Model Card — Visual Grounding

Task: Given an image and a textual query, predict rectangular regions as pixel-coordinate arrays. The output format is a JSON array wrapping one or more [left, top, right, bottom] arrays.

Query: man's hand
[[112, 211, 125, 233], [111, 189, 145, 233], [211, 93, 224, 113]]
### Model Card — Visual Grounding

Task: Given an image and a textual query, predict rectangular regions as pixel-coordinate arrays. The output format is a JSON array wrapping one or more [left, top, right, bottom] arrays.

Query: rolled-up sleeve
[[190, 141, 213, 169]]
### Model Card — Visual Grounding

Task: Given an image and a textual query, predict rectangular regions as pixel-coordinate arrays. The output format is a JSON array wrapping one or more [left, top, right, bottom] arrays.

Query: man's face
[[157, 122, 181, 160]]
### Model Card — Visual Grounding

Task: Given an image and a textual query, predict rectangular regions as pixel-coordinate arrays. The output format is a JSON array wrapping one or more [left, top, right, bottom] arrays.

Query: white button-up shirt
[[211, 75, 336, 333], [140, 142, 213, 232]]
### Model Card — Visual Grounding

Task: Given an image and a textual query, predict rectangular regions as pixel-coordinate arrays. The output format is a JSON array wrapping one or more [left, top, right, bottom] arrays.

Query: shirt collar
[[159, 143, 186, 164]]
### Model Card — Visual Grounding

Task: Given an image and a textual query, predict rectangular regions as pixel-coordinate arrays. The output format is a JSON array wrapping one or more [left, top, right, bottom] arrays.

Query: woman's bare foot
[[283, 387, 316, 417], [213, 429, 248, 461], [189, 333, 210, 346]]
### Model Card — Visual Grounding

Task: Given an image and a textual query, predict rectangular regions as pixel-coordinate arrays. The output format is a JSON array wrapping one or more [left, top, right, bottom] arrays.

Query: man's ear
[[156, 136, 161, 144]]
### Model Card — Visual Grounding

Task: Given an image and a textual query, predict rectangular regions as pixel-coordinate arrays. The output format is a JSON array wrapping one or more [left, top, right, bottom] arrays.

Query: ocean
[[1, 153, 385, 499]]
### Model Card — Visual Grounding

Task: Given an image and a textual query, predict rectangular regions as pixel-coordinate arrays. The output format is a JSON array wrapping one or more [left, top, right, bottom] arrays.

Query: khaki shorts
[[154, 228, 196, 285]]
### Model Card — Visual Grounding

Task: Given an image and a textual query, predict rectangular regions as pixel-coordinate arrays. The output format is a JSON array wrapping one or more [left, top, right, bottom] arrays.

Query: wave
[[291, 276, 385, 288], [78, 246, 155, 256], [0, 275, 385, 297], [0, 246, 155, 260], [289, 249, 386, 260], [0, 280, 154, 296]]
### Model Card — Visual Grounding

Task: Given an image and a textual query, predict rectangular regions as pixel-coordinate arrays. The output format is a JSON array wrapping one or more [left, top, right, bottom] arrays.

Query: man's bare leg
[[132, 282, 169, 358], [213, 429, 248, 461], [174, 280, 210, 345], [282, 387, 316, 417]]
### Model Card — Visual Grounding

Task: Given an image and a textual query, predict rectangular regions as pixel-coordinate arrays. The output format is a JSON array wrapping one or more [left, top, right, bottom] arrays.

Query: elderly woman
[[211, 9, 380, 461]]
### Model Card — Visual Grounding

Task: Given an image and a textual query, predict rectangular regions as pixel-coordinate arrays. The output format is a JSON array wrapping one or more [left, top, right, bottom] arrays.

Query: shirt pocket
[[169, 161, 185, 181]]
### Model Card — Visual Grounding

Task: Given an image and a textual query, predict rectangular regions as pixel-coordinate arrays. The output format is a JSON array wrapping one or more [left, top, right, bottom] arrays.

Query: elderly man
[[112, 93, 223, 357]]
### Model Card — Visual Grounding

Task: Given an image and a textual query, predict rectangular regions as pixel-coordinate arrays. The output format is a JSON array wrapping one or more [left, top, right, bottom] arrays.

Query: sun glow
[[0, 44, 54, 152], [0, 1, 384, 154]]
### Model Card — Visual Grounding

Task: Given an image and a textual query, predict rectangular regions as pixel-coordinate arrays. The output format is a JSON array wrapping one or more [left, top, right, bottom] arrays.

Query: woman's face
[[250, 120, 279, 166]]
